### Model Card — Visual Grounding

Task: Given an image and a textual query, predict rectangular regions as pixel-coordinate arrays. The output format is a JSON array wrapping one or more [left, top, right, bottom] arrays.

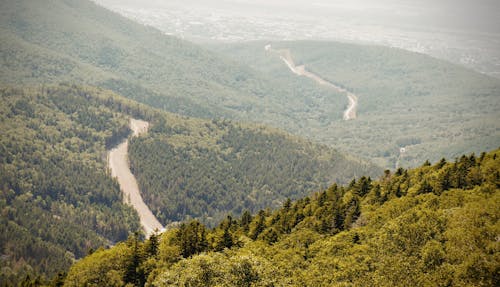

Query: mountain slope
[[0, 0, 343, 129], [0, 84, 141, 284], [4, 0, 495, 170], [64, 149, 500, 286], [209, 41, 500, 168], [129, 116, 379, 227], [0, 83, 381, 284]]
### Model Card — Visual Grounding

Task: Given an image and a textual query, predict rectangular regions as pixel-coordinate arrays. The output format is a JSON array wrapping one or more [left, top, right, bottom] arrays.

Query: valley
[[0, 83, 379, 284], [95, 0, 500, 80], [265, 44, 358, 120], [0, 0, 498, 285], [0, 85, 142, 284], [213, 41, 500, 168], [2, 0, 498, 169]]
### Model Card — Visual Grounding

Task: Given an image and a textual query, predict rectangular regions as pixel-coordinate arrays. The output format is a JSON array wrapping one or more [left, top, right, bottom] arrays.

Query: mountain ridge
[[0, 83, 380, 284], [63, 148, 500, 286], [209, 40, 500, 168]]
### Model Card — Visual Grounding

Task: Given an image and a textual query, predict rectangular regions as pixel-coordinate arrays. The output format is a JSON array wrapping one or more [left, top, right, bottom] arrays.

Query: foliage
[[0, 0, 340, 129], [65, 149, 500, 286], [0, 82, 380, 285], [128, 115, 380, 226], [2, 1, 499, 285], [0, 84, 143, 285], [4, 0, 497, 172], [0, 81, 377, 282], [210, 41, 500, 169]]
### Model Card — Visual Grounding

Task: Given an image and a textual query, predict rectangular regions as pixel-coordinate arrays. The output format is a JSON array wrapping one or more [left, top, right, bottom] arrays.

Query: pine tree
[[177, 220, 208, 258], [240, 210, 252, 233], [250, 210, 266, 240]]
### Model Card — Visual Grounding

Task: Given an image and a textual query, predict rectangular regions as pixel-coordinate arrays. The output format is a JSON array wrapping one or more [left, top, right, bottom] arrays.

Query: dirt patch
[[108, 118, 164, 236]]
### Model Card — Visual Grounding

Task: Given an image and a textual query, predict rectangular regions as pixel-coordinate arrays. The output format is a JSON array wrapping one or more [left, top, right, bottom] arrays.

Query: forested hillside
[[210, 41, 500, 168], [0, 84, 141, 284], [0, 0, 344, 129], [2, 1, 498, 286], [0, 83, 380, 285], [129, 116, 379, 227], [64, 149, 500, 286], [3, 0, 496, 171]]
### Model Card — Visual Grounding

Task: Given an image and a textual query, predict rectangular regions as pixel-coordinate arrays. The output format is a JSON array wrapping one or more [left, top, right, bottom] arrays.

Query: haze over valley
[[95, 0, 500, 79], [0, 0, 499, 285]]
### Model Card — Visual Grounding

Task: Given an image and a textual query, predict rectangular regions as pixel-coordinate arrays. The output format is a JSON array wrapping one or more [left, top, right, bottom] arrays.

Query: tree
[[218, 227, 234, 250], [229, 258, 259, 287], [144, 232, 159, 257], [240, 210, 252, 233], [124, 232, 145, 286], [343, 196, 360, 229], [249, 210, 266, 240], [177, 220, 208, 258]]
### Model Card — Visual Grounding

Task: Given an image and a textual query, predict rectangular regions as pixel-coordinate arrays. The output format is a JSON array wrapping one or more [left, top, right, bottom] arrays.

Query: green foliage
[[211, 41, 500, 169], [64, 244, 130, 287], [64, 149, 500, 286], [1, 0, 342, 130], [4, 0, 497, 172], [151, 252, 281, 287], [2, 1, 499, 286], [281, 41, 500, 169], [0, 82, 380, 285], [128, 116, 380, 226], [0, 85, 142, 285], [176, 221, 208, 258]]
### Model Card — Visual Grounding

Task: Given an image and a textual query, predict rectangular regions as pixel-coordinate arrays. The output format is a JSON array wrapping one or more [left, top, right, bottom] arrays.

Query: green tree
[[177, 220, 208, 258]]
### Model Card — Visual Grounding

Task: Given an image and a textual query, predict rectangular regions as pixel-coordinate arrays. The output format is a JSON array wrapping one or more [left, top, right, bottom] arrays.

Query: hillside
[[0, 0, 343, 130], [0, 84, 142, 284], [64, 149, 500, 286], [3, 0, 496, 170], [0, 84, 380, 284], [209, 41, 500, 168], [128, 116, 379, 227], [2, 1, 498, 285]]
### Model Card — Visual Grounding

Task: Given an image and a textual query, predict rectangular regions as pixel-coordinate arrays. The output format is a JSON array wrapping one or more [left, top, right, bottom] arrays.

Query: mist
[[94, 0, 500, 78]]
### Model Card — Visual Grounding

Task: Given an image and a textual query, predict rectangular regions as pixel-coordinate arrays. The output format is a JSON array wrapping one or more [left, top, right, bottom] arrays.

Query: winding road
[[265, 44, 358, 120], [108, 118, 165, 237]]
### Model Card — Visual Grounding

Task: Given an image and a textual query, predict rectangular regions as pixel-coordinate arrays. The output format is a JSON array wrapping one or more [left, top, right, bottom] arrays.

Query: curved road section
[[265, 44, 358, 120], [108, 118, 164, 237]]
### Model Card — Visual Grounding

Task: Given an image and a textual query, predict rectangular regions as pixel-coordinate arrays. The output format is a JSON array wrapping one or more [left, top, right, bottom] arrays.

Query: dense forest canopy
[[0, 0, 498, 286], [129, 115, 379, 227], [64, 149, 500, 287], [0, 84, 142, 284], [210, 41, 500, 168], [2, 0, 498, 170], [0, 83, 380, 284]]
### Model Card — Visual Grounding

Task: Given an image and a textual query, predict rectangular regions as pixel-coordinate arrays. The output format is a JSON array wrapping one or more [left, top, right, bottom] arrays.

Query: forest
[[210, 41, 500, 168], [0, 85, 142, 284], [0, 0, 343, 127], [0, 83, 380, 285], [0, 0, 498, 286], [3, 0, 498, 171], [63, 149, 499, 286], [129, 115, 379, 226]]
